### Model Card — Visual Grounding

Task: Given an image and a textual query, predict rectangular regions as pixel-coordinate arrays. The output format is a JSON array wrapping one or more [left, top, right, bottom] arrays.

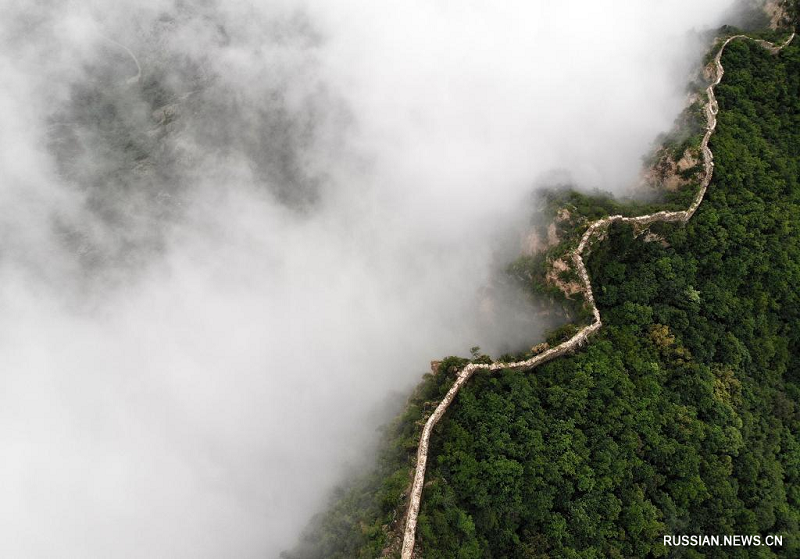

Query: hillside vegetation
[[414, 35, 800, 557], [283, 29, 800, 559]]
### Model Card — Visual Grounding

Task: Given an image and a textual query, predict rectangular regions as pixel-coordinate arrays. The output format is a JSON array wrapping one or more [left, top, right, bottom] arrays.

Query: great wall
[[400, 31, 796, 559]]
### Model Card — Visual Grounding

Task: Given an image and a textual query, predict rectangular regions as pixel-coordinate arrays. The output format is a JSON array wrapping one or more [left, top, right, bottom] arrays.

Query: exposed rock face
[[546, 257, 582, 297], [522, 231, 547, 255], [643, 231, 670, 247], [547, 222, 559, 245], [650, 147, 702, 191], [530, 342, 549, 355], [522, 223, 561, 256], [766, 0, 790, 29], [521, 211, 564, 257]]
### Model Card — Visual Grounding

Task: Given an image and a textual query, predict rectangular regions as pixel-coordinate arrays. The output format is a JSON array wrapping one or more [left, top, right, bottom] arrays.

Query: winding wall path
[[400, 31, 795, 559]]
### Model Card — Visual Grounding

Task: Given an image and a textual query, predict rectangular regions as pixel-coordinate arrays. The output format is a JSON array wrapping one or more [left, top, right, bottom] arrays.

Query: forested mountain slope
[[414, 35, 800, 558], [283, 27, 800, 559]]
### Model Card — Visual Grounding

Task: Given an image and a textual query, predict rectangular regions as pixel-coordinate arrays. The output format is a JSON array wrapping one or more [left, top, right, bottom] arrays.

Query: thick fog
[[0, 1, 736, 557]]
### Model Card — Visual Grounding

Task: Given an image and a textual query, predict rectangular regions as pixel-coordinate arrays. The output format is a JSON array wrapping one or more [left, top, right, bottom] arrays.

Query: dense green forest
[[413, 35, 800, 557], [283, 27, 800, 559]]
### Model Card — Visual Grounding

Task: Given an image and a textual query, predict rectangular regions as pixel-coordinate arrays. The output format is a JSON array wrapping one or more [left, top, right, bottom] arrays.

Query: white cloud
[[0, 1, 735, 556]]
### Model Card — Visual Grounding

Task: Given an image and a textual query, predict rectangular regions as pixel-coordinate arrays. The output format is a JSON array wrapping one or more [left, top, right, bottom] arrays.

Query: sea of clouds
[[0, 1, 738, 556]]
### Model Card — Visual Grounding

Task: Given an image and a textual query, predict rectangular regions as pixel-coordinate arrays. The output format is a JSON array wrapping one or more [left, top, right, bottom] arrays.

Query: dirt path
[[97, 33, 142, 85], [400, 31, 795, 559]]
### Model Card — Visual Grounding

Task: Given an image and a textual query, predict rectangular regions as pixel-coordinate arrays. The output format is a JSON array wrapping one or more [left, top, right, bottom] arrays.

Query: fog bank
[[0, 1, 735, 557]]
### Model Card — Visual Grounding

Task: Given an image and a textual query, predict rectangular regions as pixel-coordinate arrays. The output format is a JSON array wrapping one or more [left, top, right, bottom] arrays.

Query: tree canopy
[[283, 33, 800, 559], [415, 36, 800, 558]]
